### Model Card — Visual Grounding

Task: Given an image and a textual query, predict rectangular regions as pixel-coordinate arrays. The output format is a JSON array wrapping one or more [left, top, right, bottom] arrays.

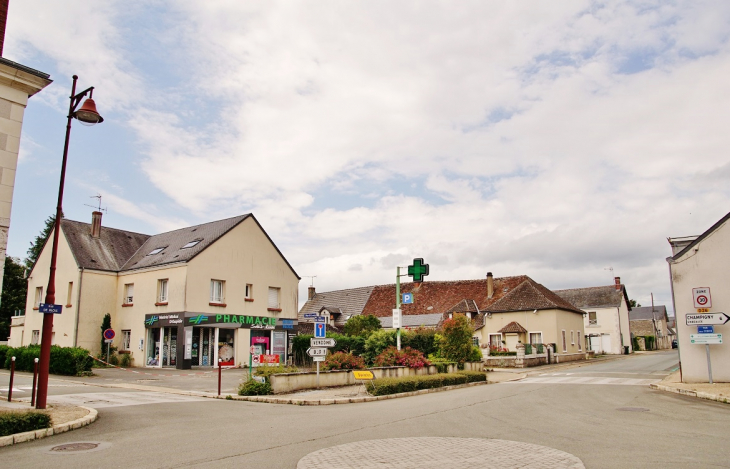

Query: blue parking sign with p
[[402, 293, 413, 304], [315, 322, 326, 338]]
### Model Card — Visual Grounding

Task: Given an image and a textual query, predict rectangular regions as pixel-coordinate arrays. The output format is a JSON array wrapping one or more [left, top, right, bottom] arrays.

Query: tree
[[343, 314, 382, 336], [439, 315, 474, 366], [0, 257, 27, 340], [629, 299, 641, 308], [26, 214, 60, 270], [100, 313, 113, 353]]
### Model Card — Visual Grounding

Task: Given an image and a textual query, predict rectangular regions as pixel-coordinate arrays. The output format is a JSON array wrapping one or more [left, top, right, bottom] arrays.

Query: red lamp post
[[35, 75, 103, 409]]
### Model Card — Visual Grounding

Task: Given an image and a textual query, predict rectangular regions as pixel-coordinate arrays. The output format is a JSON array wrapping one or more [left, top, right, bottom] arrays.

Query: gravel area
[[0, 404, 90, 426]]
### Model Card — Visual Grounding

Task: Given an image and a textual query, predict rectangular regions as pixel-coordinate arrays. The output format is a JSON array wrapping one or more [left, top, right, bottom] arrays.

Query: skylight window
[[181, 239, 202, 249], [147, 247, 166, 256]]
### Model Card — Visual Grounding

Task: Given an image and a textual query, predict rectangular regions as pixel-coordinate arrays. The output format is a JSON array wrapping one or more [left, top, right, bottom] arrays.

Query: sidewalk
[[650, 370, 730, 404]]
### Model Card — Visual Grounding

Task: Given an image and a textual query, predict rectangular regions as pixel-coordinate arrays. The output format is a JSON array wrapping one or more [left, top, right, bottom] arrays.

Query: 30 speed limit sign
[[693, 288, 712, 309]]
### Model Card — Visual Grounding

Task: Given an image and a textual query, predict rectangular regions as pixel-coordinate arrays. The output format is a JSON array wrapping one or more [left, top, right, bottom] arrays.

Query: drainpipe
[[667, 257, 681, 381], [73, 267, 84, 347]]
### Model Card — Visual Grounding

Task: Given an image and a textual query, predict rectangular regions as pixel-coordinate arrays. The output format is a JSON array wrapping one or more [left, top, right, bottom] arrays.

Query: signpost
[[392, 309, 402, 329], [311, 338, 336, 347], [686, 312, 729, 325], [689, 334, 722, 345], [352, 369, 375, 394], [402, 293, 413, 305], [395, 258, 430, 350], [103, 329, 115, 364], [39, 303, 63, 314], [314, 323, 326, 338], [307, 347, 327, 357], [692, 288, 712, 308], [308, 346, 329, 387], [687, 303, 725, 383]]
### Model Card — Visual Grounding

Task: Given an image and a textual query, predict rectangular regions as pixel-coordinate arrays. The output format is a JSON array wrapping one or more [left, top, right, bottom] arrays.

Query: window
[[124, 283, 134, 305], [588, 311, 597, 325], [31, 330, 40, 345], [268, 287, 280, 310], [245, 284, 253, 300], [210, 280, 225, 303], [472, 337, 480, 347], [562, 330, 567, 352], [157, 279, 168, 303], [147, 247, 166, 256], [181, 239, 201, 249], [489, 333, 502, 348], [122, 330, 131, 351], [66, 282, 73, 306], [571, 330, 575, 345], [577, 331, 582, 351], [529, 332, 543, 345], [34, 286, 43, 308]]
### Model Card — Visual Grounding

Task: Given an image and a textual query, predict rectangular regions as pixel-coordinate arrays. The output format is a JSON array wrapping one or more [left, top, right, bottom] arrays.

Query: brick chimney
[[308, 286, 316, 300], [0, 0, 8, 57], [91, 211, 102, 238], [487, 272, 494, 299], [614, 277, 621, 290]]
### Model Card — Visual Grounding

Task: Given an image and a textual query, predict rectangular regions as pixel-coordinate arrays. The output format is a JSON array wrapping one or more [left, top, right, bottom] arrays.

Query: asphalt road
[[2, 350, 728, 469]]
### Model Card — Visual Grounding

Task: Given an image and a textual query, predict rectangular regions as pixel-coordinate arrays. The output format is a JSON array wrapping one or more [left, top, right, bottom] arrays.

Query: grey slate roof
[[120, 215, 250, 271], [554, 285, 627, 310], [298, 286, 375, 324], [629, 306, 668, 321], [379, 313, 443, 329], [62, 219, 150, 272]]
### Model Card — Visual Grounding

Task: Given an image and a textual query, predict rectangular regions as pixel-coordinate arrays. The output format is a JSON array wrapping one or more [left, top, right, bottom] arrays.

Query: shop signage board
[[311, 338, 336, 347], [39, 303, 62, 314], [689, 334, 722, 345], [307, 347, 327, 357], [686, 312, 730, 326], [692, 288, 712, 308]]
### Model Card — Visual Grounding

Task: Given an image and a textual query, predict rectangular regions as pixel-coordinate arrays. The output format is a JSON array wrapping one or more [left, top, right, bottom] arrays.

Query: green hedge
[[0, 345, 9, 368], [368, 372, 485, 396], [0, 411, 52, 437], [2, 345, 93, 376], [238, 379, 272, 396]]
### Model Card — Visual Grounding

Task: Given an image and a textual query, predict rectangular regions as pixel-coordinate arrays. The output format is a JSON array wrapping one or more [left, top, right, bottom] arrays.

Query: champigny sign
[[144, 313, 296, 330]]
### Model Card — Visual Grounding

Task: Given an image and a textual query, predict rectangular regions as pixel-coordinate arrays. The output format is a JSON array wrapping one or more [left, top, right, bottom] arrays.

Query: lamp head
[[74, 98, 104, 126]]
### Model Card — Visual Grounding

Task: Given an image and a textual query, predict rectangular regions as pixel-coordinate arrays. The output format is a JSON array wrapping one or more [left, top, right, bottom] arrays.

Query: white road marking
[[44, 391, 207, 408], [508, 376, 662, 386]]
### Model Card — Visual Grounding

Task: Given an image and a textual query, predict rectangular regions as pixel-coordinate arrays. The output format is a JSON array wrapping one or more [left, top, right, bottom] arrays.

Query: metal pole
[[706, 344, 713, 384], [106, 341, 110, 364], [316, 361, 320, 389], [31, 358, 39, 407], [396, 266, 401, 351], [7, 356, 15, 402], [218, 358, 222, 396]]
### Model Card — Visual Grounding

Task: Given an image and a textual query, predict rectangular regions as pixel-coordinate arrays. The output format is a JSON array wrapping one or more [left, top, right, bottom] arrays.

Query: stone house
[[629, 305, 672, 350]]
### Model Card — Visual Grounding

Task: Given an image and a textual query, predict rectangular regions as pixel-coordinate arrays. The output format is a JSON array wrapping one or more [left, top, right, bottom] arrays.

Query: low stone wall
[[269, 362, 482, 394], [483, 354, 549, 368], [555, 352, 587, 363]]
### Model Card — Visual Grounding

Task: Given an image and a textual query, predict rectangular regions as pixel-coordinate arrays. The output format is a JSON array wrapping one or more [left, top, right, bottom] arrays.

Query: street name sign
[[692, 288, 712, 308], [689, 334, 722, 345], [313, 356, 326, 362], [686, 312, 730, 326], [307, 347, 327, 357], [303, 313, 318, 318], [39, 303, 62, 314], [311, 338, 336, 347], [313, 316, 326, 323], [697, 325, 714, 334]]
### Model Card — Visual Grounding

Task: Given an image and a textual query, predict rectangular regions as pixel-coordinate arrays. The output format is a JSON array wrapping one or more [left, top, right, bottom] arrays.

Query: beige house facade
[[668, 212, 730, 383], [10, 213, 300, 369]]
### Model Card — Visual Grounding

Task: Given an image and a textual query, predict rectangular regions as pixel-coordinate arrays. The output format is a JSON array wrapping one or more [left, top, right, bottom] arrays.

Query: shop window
[[268, 287, 281, 311], [124, 283, 134, 305], [157, 279, 168, 303], [66, 282, 73, 306], [31, 330, 40, 345], [210, 279, 225, 304], [121, 330, 131, 351], [34, 286, 43, 308]]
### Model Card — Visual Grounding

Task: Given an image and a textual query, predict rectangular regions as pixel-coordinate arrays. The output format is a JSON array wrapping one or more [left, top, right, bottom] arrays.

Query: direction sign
[[39, 303, 63, 314], [311, 338, 336, 347], [307, 347, 327, 357], [103, 328, 116, 340], [313, 356, 326, 362], [314, 322, 326, 338], [352, 370, 374, 380], [689, 334, 722, 345], [693, 288, 712, 308], [686, 312, 730, 326], [697, 325, 715, 334]]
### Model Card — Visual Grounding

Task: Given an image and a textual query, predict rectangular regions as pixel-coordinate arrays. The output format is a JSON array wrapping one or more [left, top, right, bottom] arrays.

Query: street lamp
[[36, 75, 103, 409]]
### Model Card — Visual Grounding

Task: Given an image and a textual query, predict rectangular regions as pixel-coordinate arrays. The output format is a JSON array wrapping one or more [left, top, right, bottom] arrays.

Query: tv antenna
[[303, 275, 317, 287], [604, 266, 614, 278], [84, 194, 107, 213]]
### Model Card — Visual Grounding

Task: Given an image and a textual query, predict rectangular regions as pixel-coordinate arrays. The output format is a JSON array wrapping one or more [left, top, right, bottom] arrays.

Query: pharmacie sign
[[145, 313, 296, 330]]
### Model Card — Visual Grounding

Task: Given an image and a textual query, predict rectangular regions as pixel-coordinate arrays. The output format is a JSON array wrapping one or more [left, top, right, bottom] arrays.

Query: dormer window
[[147, 247, 166, 256], [182, 239, 202, 249]]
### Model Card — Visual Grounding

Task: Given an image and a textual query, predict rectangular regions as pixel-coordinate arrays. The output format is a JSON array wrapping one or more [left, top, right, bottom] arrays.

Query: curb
[[0, 406, 98, 448], [219, 380, 492, 405], [649, 383, 730, 405]]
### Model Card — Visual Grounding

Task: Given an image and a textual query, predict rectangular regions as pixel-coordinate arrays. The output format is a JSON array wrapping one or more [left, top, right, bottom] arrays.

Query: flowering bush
[[321, 351, 366, 370], [373, 346, 430, 369]]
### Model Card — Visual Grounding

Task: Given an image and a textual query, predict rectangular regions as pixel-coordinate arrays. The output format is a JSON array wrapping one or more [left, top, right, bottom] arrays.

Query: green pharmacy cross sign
[[408, 258, 430, 282]]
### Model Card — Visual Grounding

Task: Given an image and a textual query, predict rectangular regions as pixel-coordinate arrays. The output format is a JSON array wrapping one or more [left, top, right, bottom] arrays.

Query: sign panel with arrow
[[686, 312, 729, 326]]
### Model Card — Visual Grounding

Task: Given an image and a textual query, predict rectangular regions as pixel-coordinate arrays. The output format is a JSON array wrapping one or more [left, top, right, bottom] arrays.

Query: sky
[[5, 1, 730, 313]]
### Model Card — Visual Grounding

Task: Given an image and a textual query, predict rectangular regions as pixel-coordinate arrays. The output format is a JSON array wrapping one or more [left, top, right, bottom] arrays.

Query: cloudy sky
[[6, 1, 730, 312]]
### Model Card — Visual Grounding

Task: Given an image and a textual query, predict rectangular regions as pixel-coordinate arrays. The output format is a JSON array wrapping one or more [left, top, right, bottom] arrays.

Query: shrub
[[322, 351, 365, 371], [254, 365, 298, 380], [238, 379, 272, 396], [0, 411, 52, 437], [343, 315, 382, 336], [373, 346, 430, 369], [119, 352, 132, 368], [401, 327, 439, 357], [363, 329, 397, 364], [328, 333, 366, 357], [439, 316, 475, 366], [468, 346, 483, 362], [2, 345, 93, 376], [0, 345, 9, 368], [291, 335, 312, 366], [457, 370, 487, 383], [368, 373, 470, 396], [427, 357, 457, 373]]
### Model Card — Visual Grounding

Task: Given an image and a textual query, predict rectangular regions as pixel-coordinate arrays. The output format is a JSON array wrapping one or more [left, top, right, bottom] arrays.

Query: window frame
[[31, 330, 40, 345], [489, 333, 503, 348], [157, 279, 169, 304], [245, 283, 253, 301], [121, 330, 132, 351], [34, 286, 43, 309], [210, 279, 225, 304], [571, 330, 575, 345], [147, 246, 167, 256], [529, 331, 543, 345], [66, 282, 74, 307], [588, 311, 597, 325], [577, 331, 582, 351], [267, 286, 281, 311], [124, 283, 134, 305], [181, 239, 201, 249], [562, 330, 567, 352]]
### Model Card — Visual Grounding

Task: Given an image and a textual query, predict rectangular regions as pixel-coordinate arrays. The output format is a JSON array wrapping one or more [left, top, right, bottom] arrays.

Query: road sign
[[697, 325, 715, 334], [39, 303, 62, 314], [311, 338, 336, 347], [402, 293, 413, 304], [352, 370, 374, 380], [250, 345, 256, 354], [303, 313, 318, 318], [313, 356, 326, 362], [315, 322, 326, 338], [103, 328, 115, 340], [313, 316, 326, 323], [307, 347, 327, 357], [392, 308, 402, 329], [693, 288, 712, 308], [407, 258, 429, 282], [690, 334, 722, 345], [686, 312, 730, 326]]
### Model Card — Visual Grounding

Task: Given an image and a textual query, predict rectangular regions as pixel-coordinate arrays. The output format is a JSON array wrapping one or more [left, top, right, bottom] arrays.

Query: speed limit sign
[[693, 288, 712, 309]]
